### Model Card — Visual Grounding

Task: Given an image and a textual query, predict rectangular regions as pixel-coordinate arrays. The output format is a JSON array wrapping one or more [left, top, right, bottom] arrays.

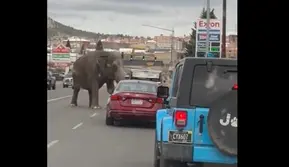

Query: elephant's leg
[[88, 89, 92, 107], [70, 85, 80, 106], [90, 81, 101, 109]]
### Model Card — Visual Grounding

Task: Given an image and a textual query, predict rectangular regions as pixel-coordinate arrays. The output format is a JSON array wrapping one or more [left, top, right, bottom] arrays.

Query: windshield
[[116, 82, 157, 93], [190, 65, 237, 107]]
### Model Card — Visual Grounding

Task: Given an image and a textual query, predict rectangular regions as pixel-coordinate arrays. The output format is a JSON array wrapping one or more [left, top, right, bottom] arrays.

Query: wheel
[[52, 84, 56, 90], [47, 84, 51, 90], [105, 113, 113, 126], [63, 84, 66, 88], [154, 132, 160, 167]]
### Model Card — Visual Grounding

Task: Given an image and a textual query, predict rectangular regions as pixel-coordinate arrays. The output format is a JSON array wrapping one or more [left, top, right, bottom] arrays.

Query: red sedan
[[105, 80, 164, 126]]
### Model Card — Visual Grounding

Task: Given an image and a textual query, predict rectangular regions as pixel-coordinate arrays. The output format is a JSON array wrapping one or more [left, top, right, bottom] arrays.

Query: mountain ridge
[[47, 17, 132, 39]]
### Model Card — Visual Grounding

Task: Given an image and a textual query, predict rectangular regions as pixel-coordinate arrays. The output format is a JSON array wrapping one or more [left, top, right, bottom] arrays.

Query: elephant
[[70, 50, 125, 109]]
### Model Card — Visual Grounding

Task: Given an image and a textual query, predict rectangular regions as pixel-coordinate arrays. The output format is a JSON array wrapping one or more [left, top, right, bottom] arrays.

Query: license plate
[[168, 131, 192, 143], [131, 99, 143, 105]]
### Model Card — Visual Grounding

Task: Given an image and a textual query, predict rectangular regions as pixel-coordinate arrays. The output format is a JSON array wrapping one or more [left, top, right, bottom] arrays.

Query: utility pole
[[205, 0, 211, 58], [222, 0, 227, 58]]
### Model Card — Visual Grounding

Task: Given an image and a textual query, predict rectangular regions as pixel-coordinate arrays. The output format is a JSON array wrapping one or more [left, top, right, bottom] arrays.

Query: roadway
[[47, 82, 154, 167], [47, 82, 236, 167]]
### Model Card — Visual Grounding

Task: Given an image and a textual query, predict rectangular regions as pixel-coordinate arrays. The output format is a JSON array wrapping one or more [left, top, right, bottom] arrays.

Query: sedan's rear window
[[190, 65, 237, 107], [116, 82, 157, 93]]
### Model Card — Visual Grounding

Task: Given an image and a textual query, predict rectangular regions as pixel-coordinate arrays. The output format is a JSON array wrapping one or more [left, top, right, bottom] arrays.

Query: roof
[[119, 79, 158, 85], [123, 60, 164, 66], [131, 69, 162, 73]]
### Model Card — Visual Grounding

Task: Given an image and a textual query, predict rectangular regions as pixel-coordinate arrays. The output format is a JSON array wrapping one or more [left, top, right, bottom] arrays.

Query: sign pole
[[205, 0, 211, 58]]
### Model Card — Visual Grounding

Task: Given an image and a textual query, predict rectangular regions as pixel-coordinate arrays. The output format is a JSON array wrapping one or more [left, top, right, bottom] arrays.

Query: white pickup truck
[[130, 69, 162, 83]]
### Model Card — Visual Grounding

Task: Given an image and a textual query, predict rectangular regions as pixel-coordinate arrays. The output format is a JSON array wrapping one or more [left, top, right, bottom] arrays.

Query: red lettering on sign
[[199, 34, 207, 40], [198, 20, 220, 28], [52, 44, 70, 53]]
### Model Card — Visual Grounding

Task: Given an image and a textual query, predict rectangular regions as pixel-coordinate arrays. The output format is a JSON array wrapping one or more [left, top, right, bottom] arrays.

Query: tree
[[65, 40, 71, 49], [184, 28, 196, 57], [96, 40, 103, 50], [200, 8, 217, 19], [184, 8, 218, 57]]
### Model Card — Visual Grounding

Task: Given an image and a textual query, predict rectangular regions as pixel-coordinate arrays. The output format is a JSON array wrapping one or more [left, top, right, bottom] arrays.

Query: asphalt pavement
[[47, 82, 236, 167], [47, 82, 155, 167]]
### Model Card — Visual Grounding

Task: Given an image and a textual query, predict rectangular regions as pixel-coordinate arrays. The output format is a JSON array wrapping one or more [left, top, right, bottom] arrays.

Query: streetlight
[[142, 24, 175, 64]]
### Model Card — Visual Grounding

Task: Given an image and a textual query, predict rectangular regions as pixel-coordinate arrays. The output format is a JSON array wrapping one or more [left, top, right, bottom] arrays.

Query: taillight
[[148, 98, 163, 104], [156, 98, 163, 104], [174, 110, 187, 127], [110, 95, 120, 101], [232, 84, 238, 90]]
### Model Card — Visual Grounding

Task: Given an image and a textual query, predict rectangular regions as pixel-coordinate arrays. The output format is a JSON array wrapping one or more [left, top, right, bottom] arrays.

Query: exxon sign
[[197, 19, 221, 31]]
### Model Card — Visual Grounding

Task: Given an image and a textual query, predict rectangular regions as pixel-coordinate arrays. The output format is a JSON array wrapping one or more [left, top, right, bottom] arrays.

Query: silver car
[[62, 73, 73, 88]]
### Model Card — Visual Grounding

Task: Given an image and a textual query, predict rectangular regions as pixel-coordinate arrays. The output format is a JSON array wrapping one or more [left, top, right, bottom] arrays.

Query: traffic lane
[[47, 86, 72, 100], [48, 85, 155, 167], [47, 86, 109, 144], [48, 110, 155, 167], [48, 85, 234, 167]]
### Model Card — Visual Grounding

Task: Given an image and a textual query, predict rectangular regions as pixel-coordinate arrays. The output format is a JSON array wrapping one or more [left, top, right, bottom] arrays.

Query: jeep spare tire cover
[[207, 90, 237, 156]]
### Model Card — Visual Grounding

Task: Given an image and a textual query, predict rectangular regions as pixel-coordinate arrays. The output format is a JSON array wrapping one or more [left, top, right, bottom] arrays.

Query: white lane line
[[72, 122, 83, 130], [47, 140, 59, 149], [90, 113, 99, 118], [47, 95, 72, 103]]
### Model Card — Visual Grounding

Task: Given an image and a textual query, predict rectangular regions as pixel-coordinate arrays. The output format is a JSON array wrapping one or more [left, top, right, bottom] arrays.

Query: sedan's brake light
[[148, 98, 163, 104], [174, 110, 187, 127], [232, 84, 238, 90], [156, 98, 163, 104], [110, 95, 120, 101]]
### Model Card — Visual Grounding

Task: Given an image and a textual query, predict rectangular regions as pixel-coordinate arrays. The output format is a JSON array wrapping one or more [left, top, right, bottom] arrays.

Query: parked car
[[62, 72, 73, 88], [52, 72, 64, 81], [47, 71, 56, 90], [105, 80, 164, 126], [154, 57, 237, 167]]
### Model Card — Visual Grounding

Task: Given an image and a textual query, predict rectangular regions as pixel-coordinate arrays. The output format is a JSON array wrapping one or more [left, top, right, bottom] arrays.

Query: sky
[[48, 0, 237, 37]]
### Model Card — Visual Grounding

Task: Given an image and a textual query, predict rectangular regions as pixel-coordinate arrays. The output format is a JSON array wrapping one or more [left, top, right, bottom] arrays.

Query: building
[[63, 36, 90, 49], [153, 34, 184, 51], [146, 40, 157, 49], [225, 34, 238, 58]]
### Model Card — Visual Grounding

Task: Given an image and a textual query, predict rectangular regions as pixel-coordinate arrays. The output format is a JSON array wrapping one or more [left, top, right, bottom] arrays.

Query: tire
[[105, 113, 113, 126], [52, 84, 56, 90], [154, 132, 160, 167], [63, 84, 66, 88], [207, 91, 237, 156], [47, 84, 51, 90]]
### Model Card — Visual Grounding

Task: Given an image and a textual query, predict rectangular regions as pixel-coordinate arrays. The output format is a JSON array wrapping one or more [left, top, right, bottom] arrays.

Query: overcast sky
[[48, 0, 237, 37]]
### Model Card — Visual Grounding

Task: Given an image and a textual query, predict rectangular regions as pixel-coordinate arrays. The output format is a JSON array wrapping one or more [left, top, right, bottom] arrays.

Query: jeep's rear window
[[190, 65, 237, 107]]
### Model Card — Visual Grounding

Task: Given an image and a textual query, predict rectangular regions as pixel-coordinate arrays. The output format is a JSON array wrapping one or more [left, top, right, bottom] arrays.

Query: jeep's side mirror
[[157, 86, 169, 99]]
